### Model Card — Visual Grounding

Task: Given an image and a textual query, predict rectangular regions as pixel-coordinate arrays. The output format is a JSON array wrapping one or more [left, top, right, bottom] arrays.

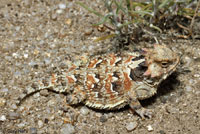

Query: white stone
[[60, 124, 75, 134], [58, 3, 66, 9], [185, 86, 192, 92], [38, 120, 44, 128], [0, 115, 6, 121], [56, 9, 63, 14], [0, 98, 6, 107], [80, 106, 89, 115], [126, 122, 138, 131], [147, 125, 153, 131], [24, 53, 28, 58]]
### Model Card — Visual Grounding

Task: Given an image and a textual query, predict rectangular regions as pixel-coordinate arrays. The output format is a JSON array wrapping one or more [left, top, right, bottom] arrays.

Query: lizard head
[[142, 44, 180, 80]]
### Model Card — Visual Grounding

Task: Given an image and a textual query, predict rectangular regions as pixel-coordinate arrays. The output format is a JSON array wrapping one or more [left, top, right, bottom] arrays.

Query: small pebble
[[0, 115, 6, 121], [8, 112, 20, 120], [29, 127, 37, 134], [107, 113, 114, 118], [88, 45, 95, 51], [84, 28, 93, 36], [95, 112, 102, 118], [24, 53, 28, 58], [65, 19, 72, 25], [126, 121, 138, 131], [159, 130, 166, 134], [40, 89, 49, 96], [12, 53, 18, 58], [58, 3, 66, 9], [185, 86, 192, 92], [56, 9, 63, 14], [160, 95, 168, 103], [47, 99, 56, 106], [18, 122, 25, 127], [147, 125, 153, 132], [80, 106, 89, 115], [51, 14, 57, 20], [11, 103, 18, 110], [194, 74, 200, 78], [15, 26, 20, 31], [99, 115, 107, 123], [33, 92, 40, 98], [1, 88, 8, 92], [183, 56, 192, 66], [44, 58, 51, 65], [0, 98, 6, 107], [166, 106, 179, 114], [189, 79, 195, 84], [29, 61, 37, 66], [60, 124, 75, 134], [38, 120, 44, 128]]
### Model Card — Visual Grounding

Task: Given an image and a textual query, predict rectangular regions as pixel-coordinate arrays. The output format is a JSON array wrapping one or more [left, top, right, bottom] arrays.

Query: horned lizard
[[18, 44, 180, 118]]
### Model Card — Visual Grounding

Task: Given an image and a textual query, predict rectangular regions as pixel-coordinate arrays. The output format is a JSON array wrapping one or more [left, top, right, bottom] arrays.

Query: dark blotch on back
[[111, 81, 122, 95], [113, 71, 120, 79], [95, 57, 103, 68], [131, 55, 145, 61], [115, 59, 122, 66], [95, 74, 100, 79], [130, 61, 147, 81], [74, 74, 82, 85], [93, 83, 98, 89]]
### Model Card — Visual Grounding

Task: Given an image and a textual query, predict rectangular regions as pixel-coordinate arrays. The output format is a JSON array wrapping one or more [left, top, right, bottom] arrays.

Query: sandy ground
[[0, 0, 199, 134]]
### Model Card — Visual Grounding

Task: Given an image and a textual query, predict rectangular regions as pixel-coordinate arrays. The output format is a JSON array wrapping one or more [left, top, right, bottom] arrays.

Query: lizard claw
[[135, 108, 154, 119]]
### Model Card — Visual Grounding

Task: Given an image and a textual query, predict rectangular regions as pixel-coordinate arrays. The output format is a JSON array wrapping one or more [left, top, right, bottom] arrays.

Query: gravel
[[0, 115, 6, 121], [58, 3, 66, 9], [29, 128, 37, 134], [38, 120, 44, 128], [99, 115, 107, 123], [80, 106, 90, 115], [17, 122, 26, 127], [126, 121, 138, 131], [147, 125, 153, 132], [185, 86, 192, 92], [95, 112, 102, 118], [159, 130, 166, 134], [39, 89, 49, 96], [0, 88, 8, 92], [0, 98, 6, 107], [8, 112, 20, 120], [84, 28, 93, 36], [60, 124, 75, 134], [0, 0, 199, 134]]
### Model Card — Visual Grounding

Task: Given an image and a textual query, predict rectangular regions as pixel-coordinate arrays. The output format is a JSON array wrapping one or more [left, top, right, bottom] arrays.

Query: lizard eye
[[161, 61, 169, 68]]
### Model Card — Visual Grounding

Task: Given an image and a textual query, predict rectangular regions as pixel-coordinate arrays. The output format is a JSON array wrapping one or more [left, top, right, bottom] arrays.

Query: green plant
[[78, 0, 199, 46]]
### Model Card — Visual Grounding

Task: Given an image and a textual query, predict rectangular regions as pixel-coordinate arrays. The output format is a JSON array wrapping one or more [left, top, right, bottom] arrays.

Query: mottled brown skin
[[18, 44, 180, 118]]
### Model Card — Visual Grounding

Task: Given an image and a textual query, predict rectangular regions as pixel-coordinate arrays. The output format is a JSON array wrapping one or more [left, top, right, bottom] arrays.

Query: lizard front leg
[[128, 87, 154, 118]]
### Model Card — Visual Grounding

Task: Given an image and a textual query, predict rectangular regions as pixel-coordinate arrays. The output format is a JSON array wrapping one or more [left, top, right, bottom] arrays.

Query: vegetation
[[78, 0, 200, 48]]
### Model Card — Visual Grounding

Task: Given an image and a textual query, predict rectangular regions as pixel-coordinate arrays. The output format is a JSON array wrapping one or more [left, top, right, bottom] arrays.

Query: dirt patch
[[0, 0, 199, 134]]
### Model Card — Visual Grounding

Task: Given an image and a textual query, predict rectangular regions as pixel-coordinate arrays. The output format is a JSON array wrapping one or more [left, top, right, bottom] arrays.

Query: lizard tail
[[16, 73, 70, 106]]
